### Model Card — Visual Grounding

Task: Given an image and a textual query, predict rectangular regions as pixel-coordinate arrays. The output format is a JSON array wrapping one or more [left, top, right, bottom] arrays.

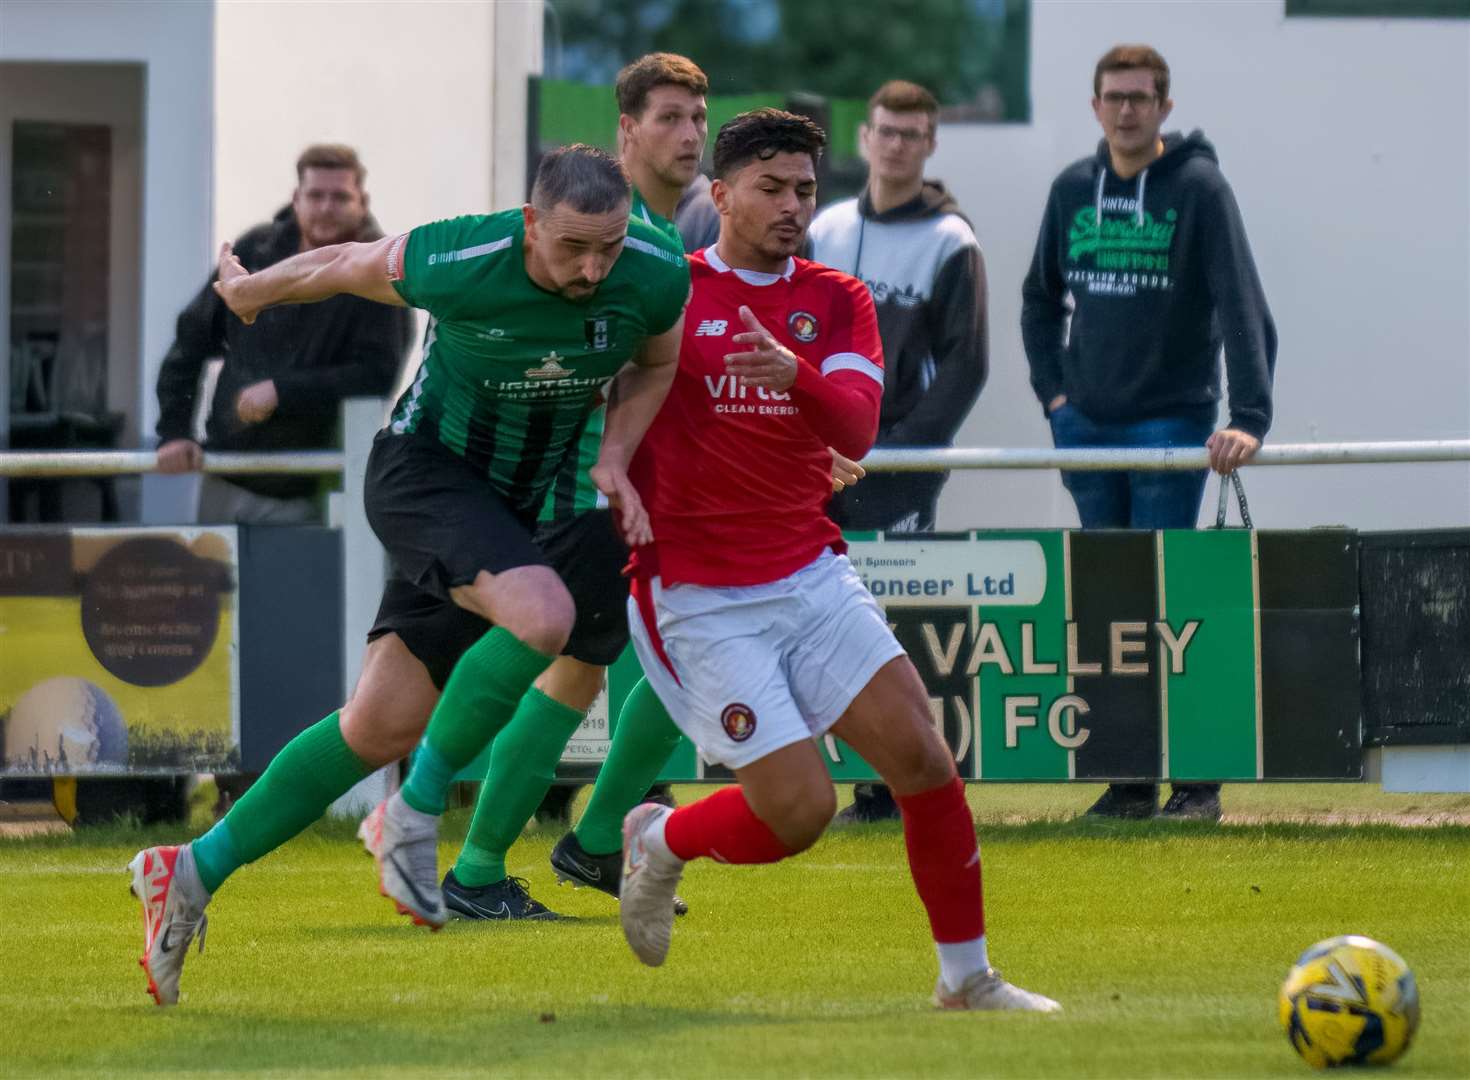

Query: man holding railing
[[154, 144, 413, 524], [1021, 44, 1277, 821]]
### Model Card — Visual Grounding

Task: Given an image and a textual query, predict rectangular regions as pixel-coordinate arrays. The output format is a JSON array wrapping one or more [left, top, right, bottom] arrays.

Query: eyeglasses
[[1099, 91, 1157, 111], [871, 125, 929, 145]]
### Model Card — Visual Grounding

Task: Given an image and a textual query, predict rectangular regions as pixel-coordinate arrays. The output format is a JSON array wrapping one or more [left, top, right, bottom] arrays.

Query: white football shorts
[[628, 548, 906, 770]]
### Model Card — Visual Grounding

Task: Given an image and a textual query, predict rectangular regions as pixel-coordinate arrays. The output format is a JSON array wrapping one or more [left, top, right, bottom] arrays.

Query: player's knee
[[886, 719, 958, 794], [339, 700, 420, 767], [802, 783, 839, 846], [500, 591, 575, 655], [766, 783, 836, 853], [509, 605, 574, 655]]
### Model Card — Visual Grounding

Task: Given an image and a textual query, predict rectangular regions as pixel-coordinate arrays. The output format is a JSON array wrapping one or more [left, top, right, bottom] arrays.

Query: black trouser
[[828, 470, 946, 534]]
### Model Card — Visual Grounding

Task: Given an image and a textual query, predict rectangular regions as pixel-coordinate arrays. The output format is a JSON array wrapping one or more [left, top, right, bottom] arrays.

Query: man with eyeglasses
[[808, 79, 988, 825], [1022, 44, 1276, 822]]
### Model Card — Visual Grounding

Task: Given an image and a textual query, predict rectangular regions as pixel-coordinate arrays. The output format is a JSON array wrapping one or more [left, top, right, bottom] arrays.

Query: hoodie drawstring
[[1095, 166, 1151, 229]]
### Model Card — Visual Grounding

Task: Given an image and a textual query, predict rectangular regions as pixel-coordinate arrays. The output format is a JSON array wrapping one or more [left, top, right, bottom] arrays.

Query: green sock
[[453, 687, 587, 887], [400, 627, 554, 815], [191, 711, 371, 895], [574, 676, 683, 855]]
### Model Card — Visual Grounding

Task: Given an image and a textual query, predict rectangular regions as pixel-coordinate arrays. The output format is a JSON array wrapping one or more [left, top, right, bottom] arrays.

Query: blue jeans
[[1048, 404, 1213, 529]]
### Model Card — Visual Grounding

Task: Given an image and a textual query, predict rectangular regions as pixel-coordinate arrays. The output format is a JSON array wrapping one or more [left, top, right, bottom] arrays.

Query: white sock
[[641, 807, 682, 868], [390, 790, 440, 828], [174, 844, 212, 912], [936, 935, 990, 993]]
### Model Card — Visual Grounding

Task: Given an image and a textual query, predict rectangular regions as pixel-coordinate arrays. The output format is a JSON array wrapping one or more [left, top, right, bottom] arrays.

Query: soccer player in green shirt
[[434, 53, 712, 921], [443, 55, 867, 922], [127, 143, 687, 1005]]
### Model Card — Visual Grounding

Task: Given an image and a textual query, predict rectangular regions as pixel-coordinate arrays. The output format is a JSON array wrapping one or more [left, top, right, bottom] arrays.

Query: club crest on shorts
[[721, 702, 757, 742], [787, 310, 819, 343], [585, 315, 615, 351]]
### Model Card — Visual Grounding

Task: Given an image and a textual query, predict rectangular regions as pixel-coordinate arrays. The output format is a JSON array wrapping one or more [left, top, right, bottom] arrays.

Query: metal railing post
[[331, 398, 394, 817]]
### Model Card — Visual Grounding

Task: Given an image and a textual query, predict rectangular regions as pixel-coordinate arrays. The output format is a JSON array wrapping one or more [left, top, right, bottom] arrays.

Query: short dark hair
[[531, 144, 631, 215], [296, 143, 366, 189], [1094, 44, 1170, 100], [712, 108, 827, 180], [616, 52, 709, 118], [866, 80, 939, 133]]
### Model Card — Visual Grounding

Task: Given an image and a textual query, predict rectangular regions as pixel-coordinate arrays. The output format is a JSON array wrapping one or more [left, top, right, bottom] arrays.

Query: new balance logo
[[694, 319, 728, 337]]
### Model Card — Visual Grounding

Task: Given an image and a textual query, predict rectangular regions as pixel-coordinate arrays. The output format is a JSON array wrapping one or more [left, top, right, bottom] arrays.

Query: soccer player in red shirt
[[617, 109, 1060, 1013]]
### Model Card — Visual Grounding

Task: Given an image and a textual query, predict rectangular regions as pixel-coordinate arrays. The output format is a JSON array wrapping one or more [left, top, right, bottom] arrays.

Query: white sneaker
[[128, 845, 209, 1006], [619, 802, 683, 967], [373, 792, 446, 929], [934, 968, 1062, 1013]]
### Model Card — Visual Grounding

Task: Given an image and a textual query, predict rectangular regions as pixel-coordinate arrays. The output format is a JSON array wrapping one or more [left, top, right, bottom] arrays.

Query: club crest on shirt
[[525, 351, 573, 379], [585, 315, 615, 351], [788, 310, 819, 343], [721, 702, 757, 742]]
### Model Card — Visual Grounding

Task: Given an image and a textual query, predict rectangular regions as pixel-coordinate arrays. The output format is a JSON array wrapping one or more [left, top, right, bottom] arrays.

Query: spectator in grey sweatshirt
[[810, 79, 988, 824]]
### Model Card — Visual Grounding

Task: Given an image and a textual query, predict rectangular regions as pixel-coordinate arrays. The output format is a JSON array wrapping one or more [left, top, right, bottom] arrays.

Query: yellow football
[[1278, 935, 1420, 1068]]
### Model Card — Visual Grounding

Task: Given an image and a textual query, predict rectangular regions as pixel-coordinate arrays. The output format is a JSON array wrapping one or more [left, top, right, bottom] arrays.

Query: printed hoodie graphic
[[1021, 130, 1276, 439]]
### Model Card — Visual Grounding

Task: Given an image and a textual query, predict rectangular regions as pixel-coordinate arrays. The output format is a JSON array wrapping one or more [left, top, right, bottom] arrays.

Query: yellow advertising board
[[0, 527, 239, 776]]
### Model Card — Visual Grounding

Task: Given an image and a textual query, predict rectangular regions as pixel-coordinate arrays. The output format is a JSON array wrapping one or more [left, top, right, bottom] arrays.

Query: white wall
[[215, 0, 542, 400], [215, 0, 497, 249], [933, 0, 1470, 531], [0, 0, 214, 462]]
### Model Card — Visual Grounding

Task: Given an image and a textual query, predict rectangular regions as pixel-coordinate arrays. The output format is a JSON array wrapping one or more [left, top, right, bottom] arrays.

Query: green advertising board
[[548, 529, 1361, 784]]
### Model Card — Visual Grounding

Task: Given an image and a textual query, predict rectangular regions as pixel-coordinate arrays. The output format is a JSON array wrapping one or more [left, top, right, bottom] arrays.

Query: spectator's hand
[[725, 306, 798, 393], [156, 438, 204, 474], [1047, 394, 1068, 415], [236, 379, 279, 425], [1206, 427, 1261, 475], [590, 461, 653, 547], [213, 242, 261, 325], [830, 448, 865, 492]]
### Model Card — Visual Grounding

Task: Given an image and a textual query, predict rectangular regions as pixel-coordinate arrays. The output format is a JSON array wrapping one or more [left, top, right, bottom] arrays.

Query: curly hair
[[712, 108, 827, 180]]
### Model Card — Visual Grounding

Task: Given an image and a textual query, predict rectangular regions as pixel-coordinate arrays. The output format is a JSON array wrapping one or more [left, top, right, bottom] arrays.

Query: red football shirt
[[630, 246, 884, 587]]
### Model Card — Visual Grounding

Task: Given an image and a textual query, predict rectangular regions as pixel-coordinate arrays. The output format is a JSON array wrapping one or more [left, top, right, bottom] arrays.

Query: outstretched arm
[[213, 235, 407, 324]]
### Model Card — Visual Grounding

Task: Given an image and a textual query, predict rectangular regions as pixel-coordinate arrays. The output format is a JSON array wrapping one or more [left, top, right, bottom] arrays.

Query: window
[[1285, 0, 1470, 16]]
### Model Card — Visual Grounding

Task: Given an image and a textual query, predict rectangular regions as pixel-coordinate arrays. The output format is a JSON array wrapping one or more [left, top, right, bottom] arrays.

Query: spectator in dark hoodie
[[810, 80, 988, 824], [1022, 45, 1276, 822], [155, 144, 413, 524]]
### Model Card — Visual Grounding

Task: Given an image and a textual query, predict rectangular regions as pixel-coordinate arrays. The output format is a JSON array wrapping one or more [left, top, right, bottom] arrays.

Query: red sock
[[663, 785, 795, 865], [895, 775, 985, 943]]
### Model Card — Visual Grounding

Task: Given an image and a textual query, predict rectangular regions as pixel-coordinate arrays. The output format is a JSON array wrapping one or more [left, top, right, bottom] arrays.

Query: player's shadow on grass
[[300, 914, 619, 942]]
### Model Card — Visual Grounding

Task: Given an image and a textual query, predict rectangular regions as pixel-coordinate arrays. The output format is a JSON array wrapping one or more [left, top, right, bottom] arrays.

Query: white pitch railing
[[862, 440, 1470, 472], [5, 440, 1470, 479], [0, 449, 344, 477], [6, 411, 1469, 802]]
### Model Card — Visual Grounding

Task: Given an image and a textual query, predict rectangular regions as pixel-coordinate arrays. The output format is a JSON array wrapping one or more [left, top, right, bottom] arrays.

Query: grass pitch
[[1, 784, 1467, 1078]]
